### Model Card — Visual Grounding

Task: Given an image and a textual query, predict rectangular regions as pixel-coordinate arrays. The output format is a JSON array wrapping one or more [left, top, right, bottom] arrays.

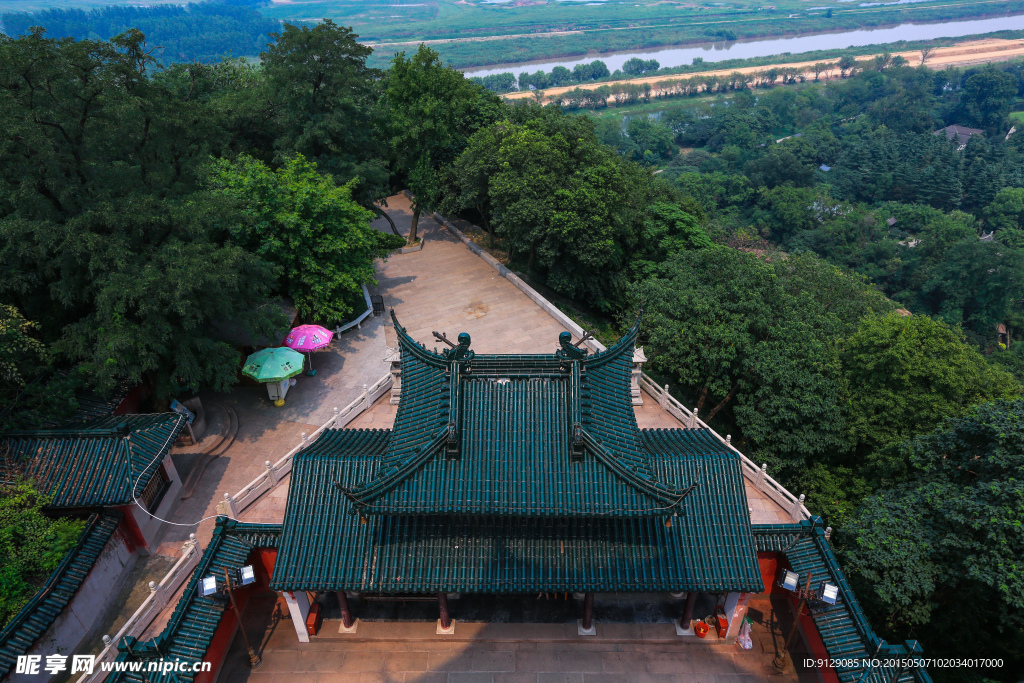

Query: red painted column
[[438, 593, 452, 630], [582, 592, 595, 631], [337, 591, 354, 629]]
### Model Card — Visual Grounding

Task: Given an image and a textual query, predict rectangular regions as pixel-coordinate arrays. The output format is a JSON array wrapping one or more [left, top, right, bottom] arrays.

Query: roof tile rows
[[754, 521, 930, 683], [1, 414, 185, 509]]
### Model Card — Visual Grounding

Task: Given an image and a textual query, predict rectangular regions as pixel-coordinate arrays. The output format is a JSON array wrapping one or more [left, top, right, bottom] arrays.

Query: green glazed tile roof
[[1, 413, 186, 509], [273, 428, 763, 594], [754, 520, 931, 683], [107, 518, 281, 683], [0, 510, 122, 678], [339, 317, 694, 517]]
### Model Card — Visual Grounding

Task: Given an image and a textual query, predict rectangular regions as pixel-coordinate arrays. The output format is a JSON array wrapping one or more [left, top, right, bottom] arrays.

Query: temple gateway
[[273, 315, 763, 636]]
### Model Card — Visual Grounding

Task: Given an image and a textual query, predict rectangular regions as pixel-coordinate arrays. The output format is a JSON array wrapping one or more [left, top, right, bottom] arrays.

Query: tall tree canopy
[[841, 313, 1020, 481], [634, 249, 893, 470], [0, 29, 283, 397], [378, 44, 502, 243], [262, 20, 388, 207], [843, 399, 1024, 675], [208, 155, 405, 325]]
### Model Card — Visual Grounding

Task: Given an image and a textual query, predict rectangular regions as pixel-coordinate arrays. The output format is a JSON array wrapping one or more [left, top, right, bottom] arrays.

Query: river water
[[462, 13, 1024, 78]]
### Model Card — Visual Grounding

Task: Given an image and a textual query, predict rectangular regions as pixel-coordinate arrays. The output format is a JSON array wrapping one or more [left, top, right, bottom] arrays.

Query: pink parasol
[[285, 325, 334, 352], [284, 324, 334, 376]]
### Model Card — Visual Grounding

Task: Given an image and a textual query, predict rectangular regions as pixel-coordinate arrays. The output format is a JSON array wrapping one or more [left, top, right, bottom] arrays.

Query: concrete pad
[[576, 620, 596, 637]]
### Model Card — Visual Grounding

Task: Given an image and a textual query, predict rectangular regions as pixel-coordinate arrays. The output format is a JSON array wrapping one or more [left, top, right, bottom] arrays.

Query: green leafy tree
[[625, 117, 676, 164], [634, 249, 889, 470], [984, 187, 1024, 231], [209, 155, 405, 325], [261, 21, 390, 213], [0, 29, 283, 398], [0, 306, 44, 395], [0, 307, 80, 431], [843, 400, 1024, 675], [956, 67, 1018, 132], [837, 54, 857, 78], [0, 481, 85, 627], [631, 202, 710, 279], [918, 238, 1024, 340], [379, 45, 502, 244], [841, 313, 1020, 481], [455, 113, 652, 308]]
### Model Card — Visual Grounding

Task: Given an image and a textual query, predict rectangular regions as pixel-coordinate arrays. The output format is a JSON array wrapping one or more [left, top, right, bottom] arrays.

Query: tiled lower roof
[[273, 429, 763, 593], [107, 519, 280, 683], [753, 520, 931, 683], [0, 510, 122, 677], [1, 414, 186, 508]]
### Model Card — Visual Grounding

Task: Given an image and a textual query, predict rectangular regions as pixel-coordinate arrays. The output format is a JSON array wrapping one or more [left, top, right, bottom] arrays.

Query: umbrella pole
[[307, 351, 316, 377]]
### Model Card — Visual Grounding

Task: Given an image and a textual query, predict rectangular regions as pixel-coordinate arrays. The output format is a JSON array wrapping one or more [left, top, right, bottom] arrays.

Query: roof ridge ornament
[[556, 331, 590, 360], [434, 331, 475, 361]]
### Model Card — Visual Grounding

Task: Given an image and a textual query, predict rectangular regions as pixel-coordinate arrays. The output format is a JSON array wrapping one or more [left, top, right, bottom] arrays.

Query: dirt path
[[502, 37, 1024, 102]]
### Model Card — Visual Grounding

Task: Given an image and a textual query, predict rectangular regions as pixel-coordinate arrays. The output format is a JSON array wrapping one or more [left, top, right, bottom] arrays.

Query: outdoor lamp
[[237, 565, 256, 586], [199, 575, 218, 597], [817, 581, 839, 605], [778, 569, 800, 592]]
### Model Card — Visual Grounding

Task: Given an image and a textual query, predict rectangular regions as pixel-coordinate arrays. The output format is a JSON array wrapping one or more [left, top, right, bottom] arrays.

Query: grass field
[[3, 0, 1024, 70], [351, 0, 1024, 69]]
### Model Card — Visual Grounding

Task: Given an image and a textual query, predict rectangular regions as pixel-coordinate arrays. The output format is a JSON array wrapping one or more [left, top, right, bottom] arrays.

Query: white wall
[[8, 528, 137, 683], [133, 454, 183, 551]]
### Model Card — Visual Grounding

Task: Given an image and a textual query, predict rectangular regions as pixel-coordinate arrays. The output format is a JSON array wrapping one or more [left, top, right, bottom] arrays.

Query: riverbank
[[503, 37, 1024, 104], [360, 0, 1024, 70]]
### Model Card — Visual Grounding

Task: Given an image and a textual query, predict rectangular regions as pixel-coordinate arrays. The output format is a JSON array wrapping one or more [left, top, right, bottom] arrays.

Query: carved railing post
[[791, 493, 806, 521], [631, 347, 647, 405], [218, 492, 238, 518]]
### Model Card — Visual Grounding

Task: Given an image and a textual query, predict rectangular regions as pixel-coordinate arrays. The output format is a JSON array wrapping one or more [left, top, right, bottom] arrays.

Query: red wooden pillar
[[581, 592, 595, 631], [681, 592, 698, 630], [336, 592, 354, 629], [438, 593, 452, 630]]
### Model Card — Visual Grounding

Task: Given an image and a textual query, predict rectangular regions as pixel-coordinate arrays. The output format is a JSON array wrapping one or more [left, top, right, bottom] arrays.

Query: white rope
[[124, 414, 243, 528]]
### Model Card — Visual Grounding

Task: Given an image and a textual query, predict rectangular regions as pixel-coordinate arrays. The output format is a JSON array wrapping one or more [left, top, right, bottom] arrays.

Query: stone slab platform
[[219, 593, 816, 683]]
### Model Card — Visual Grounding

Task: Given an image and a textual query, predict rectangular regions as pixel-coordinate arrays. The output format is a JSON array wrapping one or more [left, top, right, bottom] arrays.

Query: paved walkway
[[158, 315, 391, 549], [372, 195, 568, 355]]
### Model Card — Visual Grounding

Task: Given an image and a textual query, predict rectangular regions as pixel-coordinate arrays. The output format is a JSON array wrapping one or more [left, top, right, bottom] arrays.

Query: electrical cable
[[124, 413, 244, 528]]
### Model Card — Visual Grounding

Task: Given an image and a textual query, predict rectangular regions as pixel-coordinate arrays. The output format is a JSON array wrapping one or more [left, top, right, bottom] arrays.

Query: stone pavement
[[218, 593, 817, 683], [372, 194, 567, 355], [162, 314, 393, 549]]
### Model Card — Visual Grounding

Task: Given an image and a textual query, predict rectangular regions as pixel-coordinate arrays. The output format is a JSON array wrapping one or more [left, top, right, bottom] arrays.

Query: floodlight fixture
[[778, 569, 800, 592], [199, 575, 218, 597], [817, 581, 839, 605], [238, 565, 256, 586]]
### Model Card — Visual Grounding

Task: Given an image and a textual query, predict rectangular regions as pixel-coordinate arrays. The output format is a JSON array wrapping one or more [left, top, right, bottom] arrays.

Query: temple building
[[103, 317, 932, 683], [0, 414, 186, 680]]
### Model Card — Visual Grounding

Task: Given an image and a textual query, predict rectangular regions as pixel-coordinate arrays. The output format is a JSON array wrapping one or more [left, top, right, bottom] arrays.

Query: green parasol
[[242, 347, 305, 383]]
